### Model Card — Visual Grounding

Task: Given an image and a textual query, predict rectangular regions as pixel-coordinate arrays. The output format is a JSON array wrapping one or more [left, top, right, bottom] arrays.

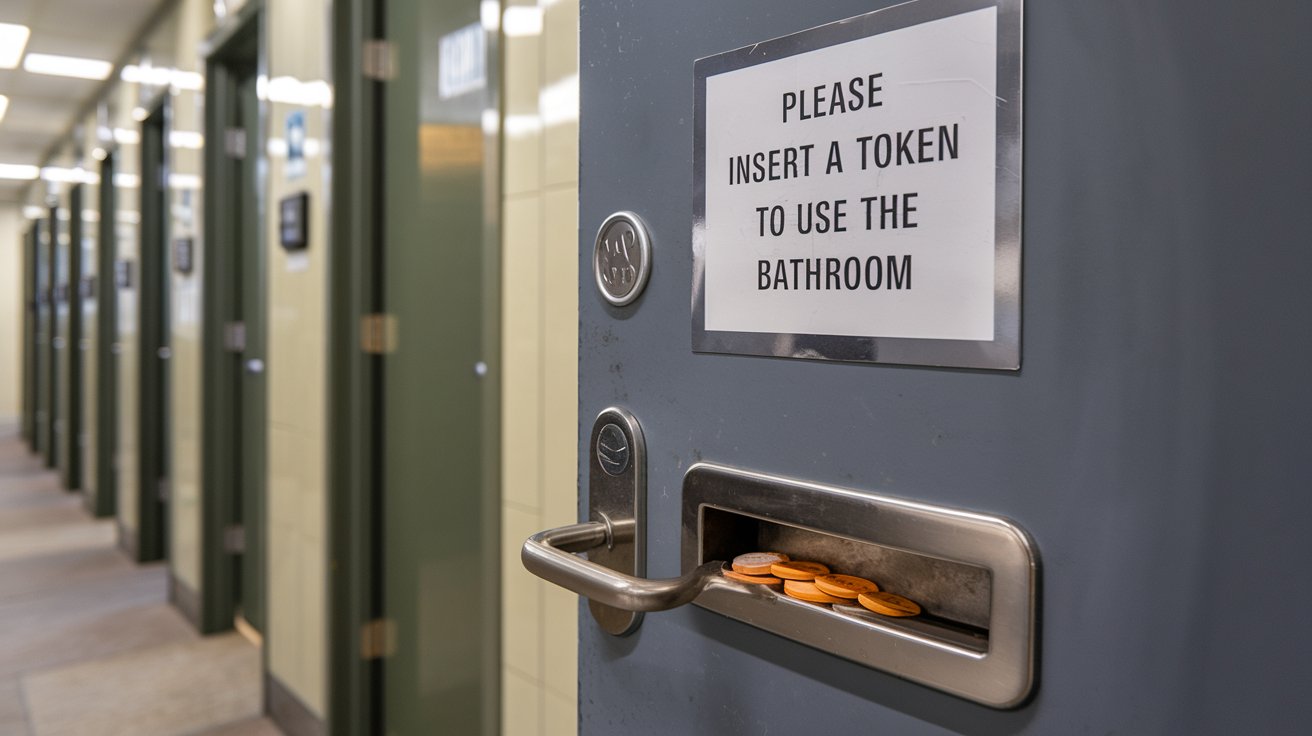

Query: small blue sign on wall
[[285, 110, 306, 180]]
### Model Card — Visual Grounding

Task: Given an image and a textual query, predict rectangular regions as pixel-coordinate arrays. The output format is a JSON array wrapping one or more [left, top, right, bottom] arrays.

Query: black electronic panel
[[115, 260, 133, 289], [279, 192, 309, 250], [174, 237, 195, 274]]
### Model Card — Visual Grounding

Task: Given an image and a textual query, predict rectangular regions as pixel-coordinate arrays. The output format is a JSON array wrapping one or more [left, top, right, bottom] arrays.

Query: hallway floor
[[0, 423, 280, 736]]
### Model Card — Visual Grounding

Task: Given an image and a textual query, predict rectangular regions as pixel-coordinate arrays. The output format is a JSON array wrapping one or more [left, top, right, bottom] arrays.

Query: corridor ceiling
[[0, 0, 162, 203]]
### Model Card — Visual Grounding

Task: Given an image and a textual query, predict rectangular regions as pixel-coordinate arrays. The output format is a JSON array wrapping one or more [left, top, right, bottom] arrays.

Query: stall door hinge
[[362, 39, 397, 81], [225, 128, 247, 159], [360, 313, 397, 354], [224, 321, 247, 352], [224, 525, 246, 554], [360, 618, 396, 659]]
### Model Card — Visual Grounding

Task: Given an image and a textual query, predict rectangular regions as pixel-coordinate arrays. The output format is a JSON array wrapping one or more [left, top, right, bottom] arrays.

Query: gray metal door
[[534, 0, 1311, 733]]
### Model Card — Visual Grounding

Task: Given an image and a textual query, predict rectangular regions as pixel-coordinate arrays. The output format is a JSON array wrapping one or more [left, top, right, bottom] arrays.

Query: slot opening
[[700, 504, 991, 654]]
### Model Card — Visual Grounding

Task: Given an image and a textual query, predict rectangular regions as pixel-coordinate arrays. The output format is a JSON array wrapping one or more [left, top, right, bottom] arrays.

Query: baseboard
[[117, 519, 139, 560], [266, 671, 326, 736], [169, 573, 203, 630]]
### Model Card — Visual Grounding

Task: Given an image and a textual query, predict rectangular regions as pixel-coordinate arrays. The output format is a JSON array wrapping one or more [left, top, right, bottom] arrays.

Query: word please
[[783, 73, 884, 123]]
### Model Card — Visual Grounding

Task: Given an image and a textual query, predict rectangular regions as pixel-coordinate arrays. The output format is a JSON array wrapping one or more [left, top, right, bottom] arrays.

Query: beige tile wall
[[263, 0, 332, 717], [501, 1, 581, 734], [0, 203, 20, 421], [78, 123, 99, 503], [114, 75, 143, 539], [166, 0, 211, 595]]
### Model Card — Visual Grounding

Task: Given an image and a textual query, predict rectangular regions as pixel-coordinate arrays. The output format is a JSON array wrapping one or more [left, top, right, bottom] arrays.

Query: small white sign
[[695, 0, 1021, 368], [438, 23, 486, 99]]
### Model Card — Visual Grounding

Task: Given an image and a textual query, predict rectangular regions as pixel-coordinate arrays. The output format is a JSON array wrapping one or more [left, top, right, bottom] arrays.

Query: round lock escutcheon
[[593, 211, 652, 307], [595, 423, 631, 476]]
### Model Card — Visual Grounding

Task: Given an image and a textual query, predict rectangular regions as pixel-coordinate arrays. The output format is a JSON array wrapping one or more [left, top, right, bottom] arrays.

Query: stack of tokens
[[722, 552, 922, 617], [724, 552, 789, 585]]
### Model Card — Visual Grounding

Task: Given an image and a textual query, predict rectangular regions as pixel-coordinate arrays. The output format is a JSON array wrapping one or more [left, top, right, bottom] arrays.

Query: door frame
[[22, 224, 37, 448], [135, 95, 171, 562], [199, 0, 266, 635], [89, 152, 119, 517], [327, 0, 383, 729], [326, 0, 504, 729], [33, 219, 48, 458], [45, 205, 59, 468], [61, 183, 85, 491]]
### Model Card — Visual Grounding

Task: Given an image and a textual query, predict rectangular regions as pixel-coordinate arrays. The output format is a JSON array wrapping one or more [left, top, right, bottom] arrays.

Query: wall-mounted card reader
[[682, 464, 1037, 708]]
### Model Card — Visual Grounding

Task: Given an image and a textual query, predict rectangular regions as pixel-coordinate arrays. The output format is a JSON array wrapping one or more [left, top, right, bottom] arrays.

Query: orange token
[[732, 552, 789, 575], [723, 569, 782, 585], [857, 591, 922, 617], [783, 579, 847, 604], [770, 560, 830, 581], [813, 574, 880, 599]]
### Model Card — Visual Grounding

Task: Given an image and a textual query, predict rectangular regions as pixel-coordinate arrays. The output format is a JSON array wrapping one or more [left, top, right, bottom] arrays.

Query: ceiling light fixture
[[23, 52, 113, 80], [41, 166, 99, 184], [121, 64, 203, 91], [0, 24, 30, 69], [169, 130, 203, 149], [0, 163, 39, 180]]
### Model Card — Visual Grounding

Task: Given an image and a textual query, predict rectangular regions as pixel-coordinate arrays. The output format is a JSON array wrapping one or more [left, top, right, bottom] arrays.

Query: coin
[[723, 569, 782, 585], [813, 574, 880, 599], [769, 560, 830, 581], [731, 552, 790, 575], [856, 590, 922, 617], [783, 579, 847, 604]]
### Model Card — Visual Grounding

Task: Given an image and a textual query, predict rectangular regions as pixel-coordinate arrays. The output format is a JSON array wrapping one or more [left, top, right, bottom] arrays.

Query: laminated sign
[[693, 0, 1022, 369]]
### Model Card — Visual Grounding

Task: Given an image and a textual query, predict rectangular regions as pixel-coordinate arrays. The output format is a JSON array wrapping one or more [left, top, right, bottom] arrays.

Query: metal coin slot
[[682, 464, 1037, 709]]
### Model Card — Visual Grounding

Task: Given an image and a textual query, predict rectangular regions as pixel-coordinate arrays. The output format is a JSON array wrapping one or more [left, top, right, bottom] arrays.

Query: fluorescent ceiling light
[[24, 205, 45, 219], [113, 128, 140, 145], [82, 209, 100, 222], [23, 52, 113, 80], [0, 163, 39, 180], [168, 173, 200, 189], [0, 95, 8, 124], [169, 130, 203, 149], [121, 64, 203, 91], [113, 172, 139, 188], [41, 166, 99, 184], [0, 24, 30, 69]]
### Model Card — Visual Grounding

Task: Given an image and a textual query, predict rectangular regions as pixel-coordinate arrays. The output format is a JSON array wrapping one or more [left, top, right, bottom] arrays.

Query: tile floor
[[0, 422, 279, 736]]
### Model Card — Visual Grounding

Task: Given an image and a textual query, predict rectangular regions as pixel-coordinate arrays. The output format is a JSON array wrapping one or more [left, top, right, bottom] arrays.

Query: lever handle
[[522, 520, 724, 614]]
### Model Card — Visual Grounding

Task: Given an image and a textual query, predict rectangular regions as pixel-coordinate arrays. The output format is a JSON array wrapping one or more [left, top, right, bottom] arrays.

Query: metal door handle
[[522, 520, 724, 613], [521, 407, 725, 635]]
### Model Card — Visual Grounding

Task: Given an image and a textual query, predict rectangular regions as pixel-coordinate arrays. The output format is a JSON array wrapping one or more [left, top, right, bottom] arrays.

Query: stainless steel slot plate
[[680, 463, 1038, 708]]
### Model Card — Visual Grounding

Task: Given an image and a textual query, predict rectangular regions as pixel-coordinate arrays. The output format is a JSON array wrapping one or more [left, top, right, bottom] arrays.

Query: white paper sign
[[702, 7, 999, 342]]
